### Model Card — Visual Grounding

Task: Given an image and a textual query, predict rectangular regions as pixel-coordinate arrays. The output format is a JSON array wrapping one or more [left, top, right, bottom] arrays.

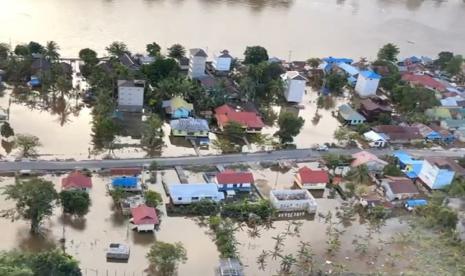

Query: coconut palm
[[345, 164, 371, 185], [45, 41, 60, 62]]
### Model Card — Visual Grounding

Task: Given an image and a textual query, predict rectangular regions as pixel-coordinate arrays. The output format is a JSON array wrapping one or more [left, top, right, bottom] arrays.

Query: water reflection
[[59, 214, 87, 231]]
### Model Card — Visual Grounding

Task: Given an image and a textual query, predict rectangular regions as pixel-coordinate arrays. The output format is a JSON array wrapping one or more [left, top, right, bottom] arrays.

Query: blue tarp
[[406, 199, 427, 208], [360, 70, 381, 79], [337, 62, 359, 76], [322, 57, 353, 64], [112, 177, 138, 187]]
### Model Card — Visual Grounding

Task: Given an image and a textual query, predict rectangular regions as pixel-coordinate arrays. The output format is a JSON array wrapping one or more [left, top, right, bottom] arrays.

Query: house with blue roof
[[335, 62, 360, 86], [355, 70, 381, 98], [169, 183, 224, 204], [111, 176, 142, 191], [393, 151, 424, 179], [319, 57, 353, 73]]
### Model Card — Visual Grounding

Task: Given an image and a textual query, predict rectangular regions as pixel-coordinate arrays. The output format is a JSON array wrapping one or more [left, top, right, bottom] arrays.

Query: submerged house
[[117, 80, 145, 112], [294, 166, 329, 190], [358, 98, 392, 122], [215, 170, 254, 193], [215, 104, 265, 133], [162, 97, 194, 119], [169, 183, 224, 204], [372, 125, 422, 144], [270, 189, 318, 214], [188, 48, 208, 79], [412, 123, 455, 143], [170, 118, 210, 138], [281, 71, 307, 103], [355, 70, 381, 98], [381, 177, 419, 201], [130, 204, 159, 232], [111, 176, 142, 192], [393, 151, 424, 179], [338, 104, 366, 125], [61, 171, 92, 192], [418, 157, 465, 190], [212, 50, 233, 72], [351, 151, 387, 172], [363, 130, 388, 148]]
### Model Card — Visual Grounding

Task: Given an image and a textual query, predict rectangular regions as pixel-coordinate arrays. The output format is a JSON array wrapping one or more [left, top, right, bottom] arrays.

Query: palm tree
[[346, 165, 371, 185], [105, 41, 129, 57], [45, 41, 60, 62]]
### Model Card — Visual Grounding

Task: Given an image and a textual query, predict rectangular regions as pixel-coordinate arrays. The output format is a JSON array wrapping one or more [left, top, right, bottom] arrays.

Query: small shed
[[111, 176, 141, 191], [61, 171, 92, 191]]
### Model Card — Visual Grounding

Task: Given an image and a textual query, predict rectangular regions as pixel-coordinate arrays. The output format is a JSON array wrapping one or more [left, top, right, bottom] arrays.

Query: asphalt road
[[0, 148, 463, 173]]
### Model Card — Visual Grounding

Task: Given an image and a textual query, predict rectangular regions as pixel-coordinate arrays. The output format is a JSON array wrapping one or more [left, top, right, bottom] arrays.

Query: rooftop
[[338, 104, 366, 121], [360, 70, 381, 79], [351, 151, 387, 167], [112, 176, 138, 187], [169, 183, 222, 198], [297, 166, 329, 184], [401, 73, 446, 91], [373, 125, 421, 140], [190, 48, 208, 58], [384, 177, 419, 194], [359, 98, 392, 112], [131, 204, 158, 225], [216, 170, 254, 184], [170, 118, 210, 132], [215, 104, 265, 129], [61, 171, 92, 190]]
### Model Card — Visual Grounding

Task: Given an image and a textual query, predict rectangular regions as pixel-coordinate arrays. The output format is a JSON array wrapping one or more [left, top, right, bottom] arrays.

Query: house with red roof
[[401, 73, 447, 92], [61, 171, 92, 192], [295, 166, 329, 190], [215, 104, 265, 133], [216, 170, 254, 193], [130, 204, 159, 232]]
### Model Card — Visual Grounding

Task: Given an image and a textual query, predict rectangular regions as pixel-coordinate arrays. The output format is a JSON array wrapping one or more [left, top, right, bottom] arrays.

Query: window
[[177, 197, 182, 201], [192, 197, 199, 201], [205, 196, 212, 200]]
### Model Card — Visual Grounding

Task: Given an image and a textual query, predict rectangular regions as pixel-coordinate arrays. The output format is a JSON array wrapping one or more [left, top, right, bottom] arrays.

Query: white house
[[117, 80, 145, 112], [418, 157, 460, 190], [130, 204, 159, 232], [281, 71, 307, 103], [212, 50, 232, 72], [355, 70, 381, 98], [169, 183, 224, 204], [188, 48, 208, 79], [269, 189, 317, 214], [363, 130, 388, 148]]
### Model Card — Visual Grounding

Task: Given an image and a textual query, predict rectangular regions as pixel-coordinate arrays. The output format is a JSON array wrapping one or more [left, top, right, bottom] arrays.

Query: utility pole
[[288, 50, 292, 63]]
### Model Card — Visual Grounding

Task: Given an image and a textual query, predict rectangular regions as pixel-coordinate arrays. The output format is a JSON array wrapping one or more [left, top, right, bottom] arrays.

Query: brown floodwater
[[0, 0, 464, 59], [0, 167, 412, 275]]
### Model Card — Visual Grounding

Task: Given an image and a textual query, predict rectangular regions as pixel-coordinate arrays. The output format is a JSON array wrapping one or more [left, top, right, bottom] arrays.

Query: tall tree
[[78, 48, 98, 66], [345, 165, 371, 185], [0, 122, 14, 138], [142, 58, 180, 85], [146, 42, 161, 57], [141, 114, 164, 156], [243, 46, 269, 65], [44, 41, 60, 62], [306, 58, 320, 69], [276, 112, 305, 144], [27, 41, 44, 54], [0, 43, 10, 60], [436, 51, 454, 69], [147, 241, 187, 276], [377, 43, 400, 62], [144, 190, 163, 208], [14, 44, 30, 56], [105, 41, 129, 57], [3, 178, 58, 233], [167, 44, 186, 59], [223, 121, 246, 144], [325, 72, 347, 95], [13, 134, 41, 157], [445, 55, 463, 76], [59, 190, 91, 217]]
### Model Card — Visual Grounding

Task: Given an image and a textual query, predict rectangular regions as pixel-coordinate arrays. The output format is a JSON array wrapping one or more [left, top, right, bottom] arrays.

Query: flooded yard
[[0, 85, 340, 161], [0, 164, 415, 275]]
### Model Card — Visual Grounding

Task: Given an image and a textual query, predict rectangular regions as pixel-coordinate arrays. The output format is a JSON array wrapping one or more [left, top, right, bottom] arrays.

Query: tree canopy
[[1, 122, 14, 138], [78, 48, 98, 66], [377, 43, 400, 62], [141, 114, 164, 156], [276, 112, 305, 144], [147, 241, 187, 276], [167, 44, 186, 60], [146, 42, 161, 57], [13, 134, 41, 157], [3, 178, 58, 233], [0, 250, 81, 276], [142, 58, 180, 85], [445, 55, 463, 76], [243, 46, 269, 65], [391, 85, 439, 113], [144, 190, 163, 208], [325, 72, 347, 95], [59, 190, 91, 217], [105, 41, 129, 57]]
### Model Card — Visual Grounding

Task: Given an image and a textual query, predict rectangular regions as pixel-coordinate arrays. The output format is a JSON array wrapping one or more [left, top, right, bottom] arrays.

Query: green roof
[[338, 104, 366, 121], [425, 107, 452, 120], [163, 96, 193, 111]]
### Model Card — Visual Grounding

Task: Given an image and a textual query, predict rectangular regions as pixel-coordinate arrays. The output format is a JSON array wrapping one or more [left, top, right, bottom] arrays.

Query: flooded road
[[1, 0, 464, 59], [0, 167, 411, 275]]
